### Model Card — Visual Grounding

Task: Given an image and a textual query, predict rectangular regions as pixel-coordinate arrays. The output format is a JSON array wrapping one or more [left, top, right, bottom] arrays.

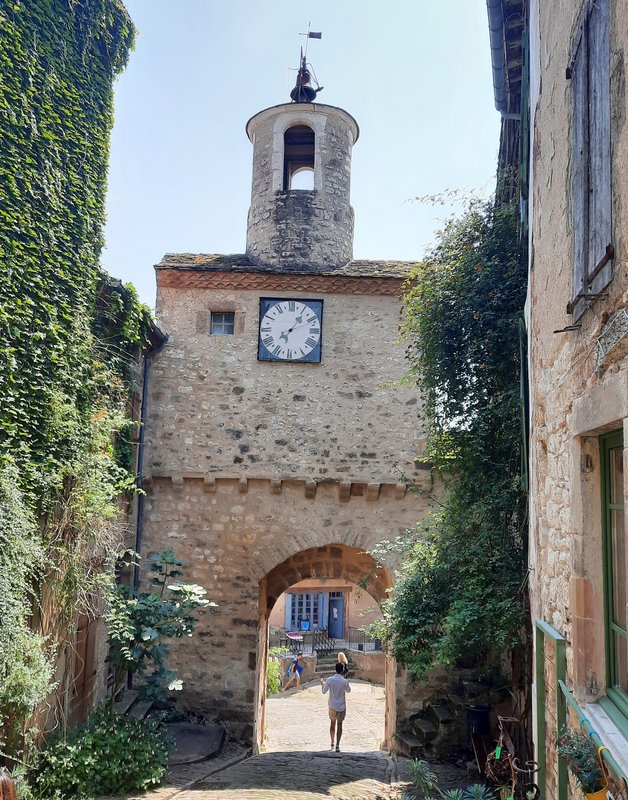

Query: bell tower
[[245, 57, 359, 270]]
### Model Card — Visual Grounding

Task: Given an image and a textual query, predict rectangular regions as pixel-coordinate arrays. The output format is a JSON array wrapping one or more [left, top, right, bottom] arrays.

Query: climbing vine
[[379, 199, 528, 675], [0, 0, 135, 504], [0, 0, 148, 765]]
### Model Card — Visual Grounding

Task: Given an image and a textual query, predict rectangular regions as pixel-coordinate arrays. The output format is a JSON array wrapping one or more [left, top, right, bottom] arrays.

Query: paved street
[[264, 678, 386, 753], [115, 679, 472, 800], [160, 680, 406, 800]]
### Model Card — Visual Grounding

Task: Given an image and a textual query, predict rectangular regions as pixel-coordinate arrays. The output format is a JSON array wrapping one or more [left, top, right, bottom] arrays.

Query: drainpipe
[[132, 329, 167, 594], [486, 0, 519, 118]]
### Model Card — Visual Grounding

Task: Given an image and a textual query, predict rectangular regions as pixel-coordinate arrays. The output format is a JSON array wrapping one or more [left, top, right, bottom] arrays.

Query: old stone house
[[489, 0, 628, 792], [140, 74, 436, 749]]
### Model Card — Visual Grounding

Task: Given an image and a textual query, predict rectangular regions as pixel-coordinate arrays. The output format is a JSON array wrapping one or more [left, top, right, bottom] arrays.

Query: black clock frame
[[257, 297, 324, 363]]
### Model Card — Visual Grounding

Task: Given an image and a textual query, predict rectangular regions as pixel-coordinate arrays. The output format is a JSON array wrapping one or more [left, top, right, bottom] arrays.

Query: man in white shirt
[[321, 662, 351, 752]]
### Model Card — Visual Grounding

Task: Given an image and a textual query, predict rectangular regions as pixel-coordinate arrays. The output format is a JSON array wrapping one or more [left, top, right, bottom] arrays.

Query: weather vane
[[290, 23, 324, 103]]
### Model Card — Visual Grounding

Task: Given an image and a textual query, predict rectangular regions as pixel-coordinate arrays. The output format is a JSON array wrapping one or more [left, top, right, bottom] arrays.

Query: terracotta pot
[[584, 787, 607, 800]]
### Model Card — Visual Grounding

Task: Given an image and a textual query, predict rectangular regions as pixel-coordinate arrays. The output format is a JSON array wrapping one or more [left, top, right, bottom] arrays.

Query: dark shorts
[[328, 708, 346, 721]]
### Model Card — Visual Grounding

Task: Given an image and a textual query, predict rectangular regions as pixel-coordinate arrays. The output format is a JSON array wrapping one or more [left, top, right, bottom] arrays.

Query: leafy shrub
[[30, 711, 170, 799], [106, 550, 215, 704], [0, 464, 54, 760], [405, 760, 493, 800], [266, 647, 284, 696], [380, 200, 528, 675]]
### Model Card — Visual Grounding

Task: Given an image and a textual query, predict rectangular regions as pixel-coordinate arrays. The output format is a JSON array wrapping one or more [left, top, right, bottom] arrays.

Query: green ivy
[[0, 0, 135, 505], [0, 463, 53, 761], [378, 199, 528, 674], [0, 0, 154, 768]]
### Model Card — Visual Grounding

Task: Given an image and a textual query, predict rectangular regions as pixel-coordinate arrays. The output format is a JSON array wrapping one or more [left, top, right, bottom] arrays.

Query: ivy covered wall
[[0, 0, 152, 761], [0, 0, 134, 500]]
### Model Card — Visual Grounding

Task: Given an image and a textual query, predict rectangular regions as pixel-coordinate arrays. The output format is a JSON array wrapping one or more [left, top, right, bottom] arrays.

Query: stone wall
[[147, 282, 425, 482], [528, 0, 628, 786], [143, 270, 434, 746]]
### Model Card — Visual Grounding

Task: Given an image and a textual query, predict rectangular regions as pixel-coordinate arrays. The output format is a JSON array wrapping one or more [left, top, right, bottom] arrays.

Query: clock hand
[[283, 322, 318, 334]]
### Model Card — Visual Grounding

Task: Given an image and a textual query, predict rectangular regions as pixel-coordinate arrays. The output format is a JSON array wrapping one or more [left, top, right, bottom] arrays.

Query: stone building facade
[[487, 0, 628, 789], [141, 97, 434, 749], [524, 0, 628, 790]]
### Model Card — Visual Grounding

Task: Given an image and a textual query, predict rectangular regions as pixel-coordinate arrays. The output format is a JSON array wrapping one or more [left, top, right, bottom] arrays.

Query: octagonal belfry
[[245, 103, 359, 270]]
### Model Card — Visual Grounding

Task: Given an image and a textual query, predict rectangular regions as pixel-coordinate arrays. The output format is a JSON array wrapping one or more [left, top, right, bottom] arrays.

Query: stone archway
[[254, 544, 395, 753]]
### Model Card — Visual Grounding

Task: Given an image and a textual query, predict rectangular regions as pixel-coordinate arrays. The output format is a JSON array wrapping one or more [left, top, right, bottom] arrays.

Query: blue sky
[[102, 1, 501, 307]]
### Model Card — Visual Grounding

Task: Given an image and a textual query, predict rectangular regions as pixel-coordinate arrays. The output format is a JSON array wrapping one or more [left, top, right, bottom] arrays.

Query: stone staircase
[[315, 651, 356, 678], [395, 698, 458, 759], [394, 678, 510, 760]]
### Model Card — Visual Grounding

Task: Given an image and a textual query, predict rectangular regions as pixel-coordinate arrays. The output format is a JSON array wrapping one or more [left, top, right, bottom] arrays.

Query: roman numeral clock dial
[[257, 298, 323, 363]]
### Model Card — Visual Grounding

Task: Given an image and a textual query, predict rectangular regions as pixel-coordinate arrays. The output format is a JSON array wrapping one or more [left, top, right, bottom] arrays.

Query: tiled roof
[[155, 253, 418, 279]]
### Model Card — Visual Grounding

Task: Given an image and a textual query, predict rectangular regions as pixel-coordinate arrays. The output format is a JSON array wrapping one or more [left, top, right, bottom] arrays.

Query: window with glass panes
[[602, 430, 626, 708], [210, 312, 235, 335], [289, 593, 320, 631]]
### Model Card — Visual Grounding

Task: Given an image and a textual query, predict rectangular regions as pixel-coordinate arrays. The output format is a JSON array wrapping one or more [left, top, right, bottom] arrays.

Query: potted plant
[[555, 728, 607, 799]]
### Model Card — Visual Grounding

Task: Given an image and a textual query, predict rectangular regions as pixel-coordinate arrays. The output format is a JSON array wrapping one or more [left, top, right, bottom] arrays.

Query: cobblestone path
[[167, 680, 406, 799], [177, 749, 402, 799]]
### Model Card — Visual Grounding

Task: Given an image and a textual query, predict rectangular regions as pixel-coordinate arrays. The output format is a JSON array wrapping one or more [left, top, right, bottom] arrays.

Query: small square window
[[210, 311, 235, 336]]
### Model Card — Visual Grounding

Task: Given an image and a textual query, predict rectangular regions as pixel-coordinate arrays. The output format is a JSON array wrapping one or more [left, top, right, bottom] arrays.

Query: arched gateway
[[140, 67, 435, 749]]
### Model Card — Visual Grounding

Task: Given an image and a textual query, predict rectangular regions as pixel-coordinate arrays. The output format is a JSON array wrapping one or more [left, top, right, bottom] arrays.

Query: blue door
[[328, 596, 344, 639]]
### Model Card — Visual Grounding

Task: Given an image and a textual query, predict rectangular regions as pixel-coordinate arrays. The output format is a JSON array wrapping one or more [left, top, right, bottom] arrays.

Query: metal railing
[[269, 628, 335, 655], [535, 618, 627, 800], [346, 626, 383, 652], [313, 629, 335, 654]]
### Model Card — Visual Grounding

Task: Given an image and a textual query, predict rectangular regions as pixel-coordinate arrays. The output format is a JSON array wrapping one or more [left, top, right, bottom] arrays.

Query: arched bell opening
[[253, 544, 395, 754], [283, 124, 315, 190]]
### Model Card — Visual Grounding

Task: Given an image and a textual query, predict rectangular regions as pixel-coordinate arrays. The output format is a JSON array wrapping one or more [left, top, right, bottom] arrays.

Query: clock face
[[258, 298, 323, 362]]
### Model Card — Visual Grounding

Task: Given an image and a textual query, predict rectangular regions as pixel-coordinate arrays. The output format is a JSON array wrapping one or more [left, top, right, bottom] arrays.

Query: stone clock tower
[[141, 65, 434, 750]]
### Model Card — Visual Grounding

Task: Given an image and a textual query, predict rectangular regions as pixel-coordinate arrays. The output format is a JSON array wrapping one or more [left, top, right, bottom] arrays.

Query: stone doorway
[[254, 543, 395, 754]]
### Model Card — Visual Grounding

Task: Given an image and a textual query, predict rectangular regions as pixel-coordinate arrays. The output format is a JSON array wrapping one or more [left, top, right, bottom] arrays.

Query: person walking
[[337, 651, 349, 677], [283, 652, 304, 691], [321, 662, 351, 752]]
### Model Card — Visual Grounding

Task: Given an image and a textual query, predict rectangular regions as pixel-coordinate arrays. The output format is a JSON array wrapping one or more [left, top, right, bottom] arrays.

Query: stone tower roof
[[155, 253, 418, 279]]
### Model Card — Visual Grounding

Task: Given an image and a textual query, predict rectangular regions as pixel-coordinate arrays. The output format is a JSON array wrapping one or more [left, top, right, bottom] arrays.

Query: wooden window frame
[[288, 592, 320, 631], [568, 0, 613, 320], [210, 311, 235, 336], [600, 429, 628, 732]]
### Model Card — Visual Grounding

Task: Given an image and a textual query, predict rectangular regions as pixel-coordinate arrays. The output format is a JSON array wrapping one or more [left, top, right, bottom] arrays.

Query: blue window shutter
[[587, 0, 612, 295], [285, 594, 292, 630]]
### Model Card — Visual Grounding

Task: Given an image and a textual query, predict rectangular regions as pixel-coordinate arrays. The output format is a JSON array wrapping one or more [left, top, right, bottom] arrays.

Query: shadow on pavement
[[190, 749, 394, 793]]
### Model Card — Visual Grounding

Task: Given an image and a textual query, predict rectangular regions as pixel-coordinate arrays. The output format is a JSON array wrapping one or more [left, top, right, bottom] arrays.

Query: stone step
[[447, 692, 467, 713], [128, 699, 154, 719], [410, 716, 438, 742], [427, 702, 455, 726], [317, 658, 355, 669], [394, 732, 424, 759], [113, 689, 139, 715]]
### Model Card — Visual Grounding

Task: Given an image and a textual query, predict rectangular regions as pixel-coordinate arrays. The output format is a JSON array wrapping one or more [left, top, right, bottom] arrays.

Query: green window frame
[[601, 429, 628, 728]]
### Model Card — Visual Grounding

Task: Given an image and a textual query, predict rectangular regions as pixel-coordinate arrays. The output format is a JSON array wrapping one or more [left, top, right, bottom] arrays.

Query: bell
[[290, 56, 321, 103], [290, 81, 318, 103]]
